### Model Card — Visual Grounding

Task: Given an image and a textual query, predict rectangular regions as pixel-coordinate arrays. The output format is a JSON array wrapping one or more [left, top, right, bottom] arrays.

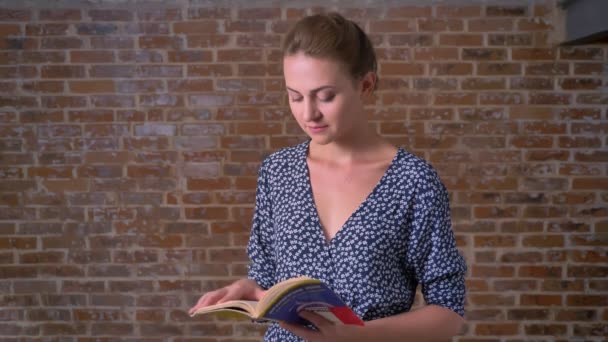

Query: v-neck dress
[[247, 141, 466, 341]]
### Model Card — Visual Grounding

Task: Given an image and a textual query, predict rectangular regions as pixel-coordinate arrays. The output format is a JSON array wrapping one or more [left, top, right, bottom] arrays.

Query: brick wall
[[1, 0, 606, 340]]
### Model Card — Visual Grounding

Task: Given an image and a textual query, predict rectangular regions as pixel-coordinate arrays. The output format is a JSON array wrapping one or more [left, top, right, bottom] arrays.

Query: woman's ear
[[359, 72, 377, 95]]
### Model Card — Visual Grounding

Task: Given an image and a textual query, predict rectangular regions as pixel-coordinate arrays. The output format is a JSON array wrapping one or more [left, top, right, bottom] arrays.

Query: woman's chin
[[308, 135, 334, 146]]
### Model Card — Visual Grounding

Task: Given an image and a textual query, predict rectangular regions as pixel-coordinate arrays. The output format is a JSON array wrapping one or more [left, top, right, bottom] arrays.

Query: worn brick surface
[[0, 0, 606, 341]]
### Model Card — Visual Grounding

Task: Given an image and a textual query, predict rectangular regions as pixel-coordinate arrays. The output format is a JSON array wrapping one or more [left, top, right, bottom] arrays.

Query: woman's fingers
[[216, 285, 240, 304], [298, 310, 333, 329], [279, 321, 319, 341], [188, 288, 228, 315]]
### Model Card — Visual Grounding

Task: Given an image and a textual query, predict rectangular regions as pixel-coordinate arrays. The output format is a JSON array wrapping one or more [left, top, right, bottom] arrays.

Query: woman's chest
[[271, 182, 413, 277], [307, 162, 391, 240]]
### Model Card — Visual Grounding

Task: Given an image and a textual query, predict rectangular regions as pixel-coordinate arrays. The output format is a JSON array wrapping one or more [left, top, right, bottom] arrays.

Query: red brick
[[184, 207, 229, 220], [139, 36, 184, 49], [552, 192, 595, 205], [560, 77, 603, 90], [462, 48, 506, 60], [41, 65, 85, 79], [39, 9, 81, 20], [367, 20, 413, 33], [40, 37, 83, 49], [570, 234, 608, 247], [437, 6, 481, 17], [573, 62, 604, 75], [510, 77, 553, 90], [91, 37, 134, 49], [508, 309, 549, 320], [386, 6, 432, 18], [22, 81, 64, 93], [469, 18, 513, 31], [169, 51, 213, 63], [380, 63, 425, 75], [500, 252, 543, 263], [186, 35, 231, 48], [519, 266, 563, 278], [434, 92, 478, 105], [479, 92, 523, 105], [187, 178, 230, 191], [486, 5, 528, 16], [22, 279, 63, 295], [187, 8, 230, 20], [0, 237, 37, 249], [69, 81, 115, 94], [137, 8, 182, 21], [439, 34, 483, 46], [0, 9, 31, 21], [124, 22, 170, 35], [559, 47, 604, 60], [476, 323, 519, 335], [237, 8, 280, 19], [522, 235, 564, 248], [74, 309, 123, 321], [474, 235, 516, 247], [27, 308, 70, 321], [518, 18, 553, 31], [542, 281, 584, 295], [0, 37, 38, 50], [521, 294, 563, 306], [0, 24, 20, 36], [75, 23, 118, 36], [208, 248, 248, 263], [525, 324, 567, 335], [567, 295, 608, 306], [412, 47, 458, 61], [525, 150, 569, 162], [472, 265, 515, 277], [489, 33, 533, 46], [388, 34, 433, 46], [478, 63, 522, 75], [88, 9, 132, 21], [512, 48, 556, 60], [136, 309, 166, 321], [218, 49, 263, 62], [573, 324, 608, 336]]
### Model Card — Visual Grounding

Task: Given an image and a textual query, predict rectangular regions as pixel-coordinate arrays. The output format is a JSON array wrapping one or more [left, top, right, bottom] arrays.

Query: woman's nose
[[302, 98, 320, 122]]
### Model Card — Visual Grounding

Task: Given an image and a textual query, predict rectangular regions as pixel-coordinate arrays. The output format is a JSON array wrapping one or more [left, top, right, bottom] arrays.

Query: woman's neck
[[308, 128, 395, 165]]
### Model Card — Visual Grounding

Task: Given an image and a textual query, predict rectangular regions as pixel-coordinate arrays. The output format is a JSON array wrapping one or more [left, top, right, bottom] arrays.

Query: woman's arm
[[360, 305, 464, 341], [281, 304, 464, 342]]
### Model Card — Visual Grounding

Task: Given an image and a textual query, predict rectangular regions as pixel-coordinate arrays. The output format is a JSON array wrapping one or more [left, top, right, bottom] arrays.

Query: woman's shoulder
[[259, 140, 308, 174], [393, 147, 439, 178], [391, 147, 447, 197]]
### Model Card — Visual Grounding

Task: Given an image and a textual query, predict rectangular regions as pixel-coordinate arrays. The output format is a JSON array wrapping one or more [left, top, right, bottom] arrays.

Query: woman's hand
[[279, 311, 366, 342], [188, 278, 265, 315]]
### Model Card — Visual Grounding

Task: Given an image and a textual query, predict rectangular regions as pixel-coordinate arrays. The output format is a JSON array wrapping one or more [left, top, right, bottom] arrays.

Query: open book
[[189, 276, 364, 326]]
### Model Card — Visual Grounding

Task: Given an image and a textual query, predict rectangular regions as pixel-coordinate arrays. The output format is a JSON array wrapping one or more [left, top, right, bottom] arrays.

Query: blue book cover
[[260, 280, 363, 326], [190, 277, 364, 326]]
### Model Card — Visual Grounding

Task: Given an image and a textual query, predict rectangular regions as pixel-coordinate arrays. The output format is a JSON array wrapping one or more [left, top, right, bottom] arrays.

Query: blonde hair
[[282, 12, 378, 90]]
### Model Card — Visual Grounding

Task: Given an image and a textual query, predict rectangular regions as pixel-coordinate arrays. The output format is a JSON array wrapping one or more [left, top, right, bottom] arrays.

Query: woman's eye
[[290, 97, 303, 102], [319, 94, 335, 102]]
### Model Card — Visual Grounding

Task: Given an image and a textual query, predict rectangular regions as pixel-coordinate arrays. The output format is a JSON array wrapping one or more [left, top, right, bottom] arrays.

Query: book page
[[190, 300, 259, 317]]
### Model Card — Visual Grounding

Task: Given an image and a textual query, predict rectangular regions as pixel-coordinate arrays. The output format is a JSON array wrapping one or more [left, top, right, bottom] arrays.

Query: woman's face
[[283, 52, 373, 146]]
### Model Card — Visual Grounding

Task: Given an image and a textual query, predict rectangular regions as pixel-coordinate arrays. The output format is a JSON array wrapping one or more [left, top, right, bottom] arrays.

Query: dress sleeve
[[407, 170, 467, 317], [246, 160, 276, 290]]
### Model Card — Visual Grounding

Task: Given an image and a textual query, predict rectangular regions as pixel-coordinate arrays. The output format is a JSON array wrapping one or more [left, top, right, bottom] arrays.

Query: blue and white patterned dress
[[247, 140, 466, 341]]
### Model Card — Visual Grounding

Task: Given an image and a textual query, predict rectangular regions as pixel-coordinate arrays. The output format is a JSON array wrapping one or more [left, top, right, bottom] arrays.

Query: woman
[[189, 12, 466, 341]]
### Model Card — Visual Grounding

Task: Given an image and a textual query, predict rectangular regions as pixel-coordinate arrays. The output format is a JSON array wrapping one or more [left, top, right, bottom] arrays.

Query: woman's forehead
[[283, 53, 352, 89]]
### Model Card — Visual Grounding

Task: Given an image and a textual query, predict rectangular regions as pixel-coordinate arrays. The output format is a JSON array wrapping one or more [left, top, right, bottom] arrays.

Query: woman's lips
[[308, 125, 328, 134]]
